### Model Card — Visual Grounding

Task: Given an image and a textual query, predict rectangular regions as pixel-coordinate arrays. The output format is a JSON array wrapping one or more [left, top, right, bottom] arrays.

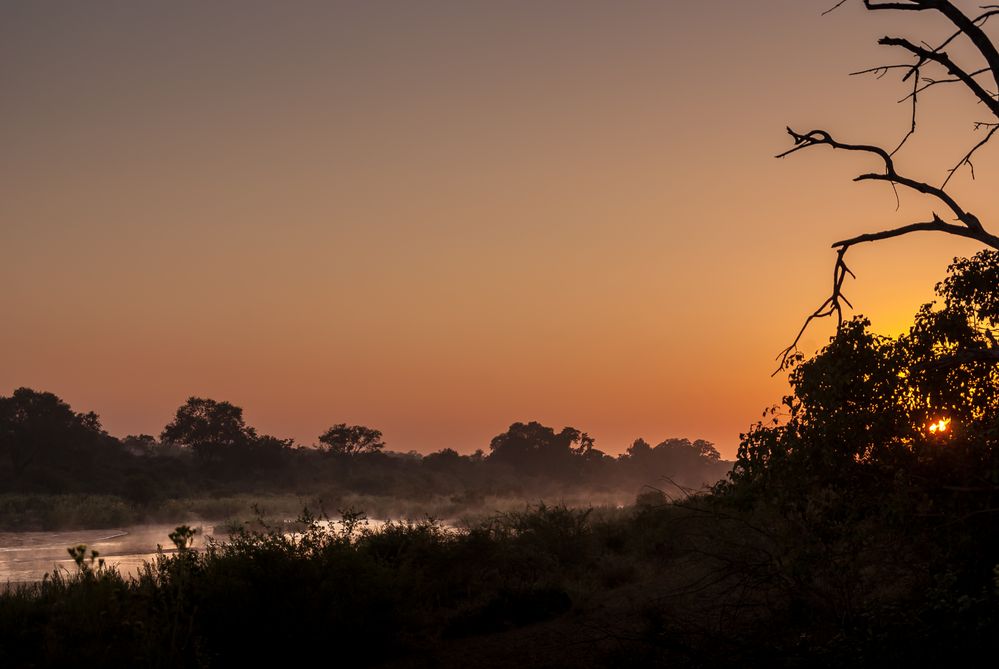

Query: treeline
[[0, 389, 730, 506]]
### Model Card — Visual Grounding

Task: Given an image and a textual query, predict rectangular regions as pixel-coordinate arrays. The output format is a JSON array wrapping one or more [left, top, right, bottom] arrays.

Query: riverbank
[[0, 490, 635, 532]]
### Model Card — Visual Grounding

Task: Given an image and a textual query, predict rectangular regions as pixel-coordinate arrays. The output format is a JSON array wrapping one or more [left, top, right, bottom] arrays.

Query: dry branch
[[774, 0, 999, 373]]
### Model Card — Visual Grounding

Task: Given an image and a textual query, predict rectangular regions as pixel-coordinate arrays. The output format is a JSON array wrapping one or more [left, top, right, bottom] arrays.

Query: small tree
[[318, 423, 385, 456]]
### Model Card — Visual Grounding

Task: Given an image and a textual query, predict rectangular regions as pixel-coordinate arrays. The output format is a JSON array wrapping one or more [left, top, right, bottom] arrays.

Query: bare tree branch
[[897, 68, 992, 102], [773, 214, 999, 374], [822, 0, 850, 16], [832, 214, 986, 247], [777, 128, 984, 230], [863, 2, 927, 11], [773, 1, 999, 374], [932, 1, 999, 91], [879, 36, 999, 117], [774, 247, 853, 374], [901, 7, 999, 83], [850, 64, 913, 77], [943, 122, 999, 187], [892, 63, 921, 155]]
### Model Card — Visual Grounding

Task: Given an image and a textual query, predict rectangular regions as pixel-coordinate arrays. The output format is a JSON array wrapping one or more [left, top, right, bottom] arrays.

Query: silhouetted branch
[[893, 65, 921, 154], [822, 0, 850, 16], [850, 64, 913, 77], [777, 128, 983, 229], [774, 1, 999, 374], [832, 215, 980, 247], [931, 2, 999, 90], [944, 122, 999, 187], [774, 211, 999, 374], [879, 36, 999, 116], [863, 2, 926, 12], [774, 246, 854, 374], [897, 69, 991, 102]]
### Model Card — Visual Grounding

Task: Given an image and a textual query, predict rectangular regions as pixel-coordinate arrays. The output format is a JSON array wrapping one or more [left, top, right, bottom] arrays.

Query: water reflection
[[0, 518, 407, 584], [0, 524, 215, 583]]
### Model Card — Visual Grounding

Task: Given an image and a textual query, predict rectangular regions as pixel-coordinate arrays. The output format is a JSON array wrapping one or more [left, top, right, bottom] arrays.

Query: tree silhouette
[[777, 0, 999, 369], [161, 397, 256, 460], [733, 250, 999, 506], [318, 423, 385, 456], [488, 421, 598, 478], [0, 388, 113, 488]]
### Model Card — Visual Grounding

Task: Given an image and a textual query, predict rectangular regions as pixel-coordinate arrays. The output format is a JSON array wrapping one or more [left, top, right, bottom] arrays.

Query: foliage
[[5, 489, 997, 667], [712, 251, 999, 663], [730, 250, 999, 503], [487, 421, 607, 482], [0, 388, 118, 491], [318, 423, 386, 456], [0, 506, 608, 667], [160, 396, 257, 459], [0, 391, 728, 524]]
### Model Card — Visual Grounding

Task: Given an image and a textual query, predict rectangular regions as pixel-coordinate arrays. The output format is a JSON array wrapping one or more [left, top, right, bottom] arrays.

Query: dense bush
[[710, 250, 999, 663]]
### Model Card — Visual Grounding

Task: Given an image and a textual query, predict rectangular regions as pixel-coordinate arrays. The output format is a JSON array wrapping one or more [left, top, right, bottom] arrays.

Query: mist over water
[[0, 524, 213, 584], [0, 509, 518, 584], [0, 517, 426, 584]]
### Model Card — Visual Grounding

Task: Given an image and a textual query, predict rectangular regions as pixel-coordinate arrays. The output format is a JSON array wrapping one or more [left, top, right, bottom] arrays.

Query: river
[[0, 518, 421, 585], [0, 523, 220, 584]]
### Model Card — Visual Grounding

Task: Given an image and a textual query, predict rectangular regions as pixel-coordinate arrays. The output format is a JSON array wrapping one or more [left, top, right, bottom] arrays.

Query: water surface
[[0, 523, 217, 584]]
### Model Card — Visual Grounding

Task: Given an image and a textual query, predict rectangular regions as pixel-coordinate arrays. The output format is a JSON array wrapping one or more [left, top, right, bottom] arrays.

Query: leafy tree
[[731, 250, 999, 509], [626, 438, 652, 458], [318, 423, 385, 456], [718, 252, 999, 652], [0, 388, 116, 490], [622, 437, 724, 489], [160, 397, 257, 460], [121, 434, 158, 456], [694, 439, 721, 462], [488, 421, 597, 478]]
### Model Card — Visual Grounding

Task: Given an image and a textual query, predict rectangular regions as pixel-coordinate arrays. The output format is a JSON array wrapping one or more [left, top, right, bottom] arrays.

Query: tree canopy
[[318, 423, 385, 456], [160, 397, 257, 459], [0, 388, 117, 492], [730, 250, 999, 512]]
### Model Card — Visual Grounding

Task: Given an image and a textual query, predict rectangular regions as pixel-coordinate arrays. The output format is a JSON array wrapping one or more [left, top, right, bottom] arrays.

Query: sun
[[928, 418, 951, 434]]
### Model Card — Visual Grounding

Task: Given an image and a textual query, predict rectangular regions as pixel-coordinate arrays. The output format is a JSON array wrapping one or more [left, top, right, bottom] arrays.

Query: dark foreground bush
[[3, 498, 999, 668], [0, 505, 604, 668]]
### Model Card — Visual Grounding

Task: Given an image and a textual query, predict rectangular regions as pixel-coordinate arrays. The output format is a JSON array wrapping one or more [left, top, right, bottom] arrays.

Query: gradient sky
[[2, 1, 997, 457]]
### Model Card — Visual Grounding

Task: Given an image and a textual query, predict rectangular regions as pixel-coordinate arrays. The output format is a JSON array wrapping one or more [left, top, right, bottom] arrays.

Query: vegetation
[[0, 390, 728, 531], [711, 249, 999, 663], [318, 423, 386, 456]]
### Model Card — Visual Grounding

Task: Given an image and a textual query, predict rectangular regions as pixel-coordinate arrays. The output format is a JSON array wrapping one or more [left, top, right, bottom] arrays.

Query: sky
[[2, 1, 997, 457]]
